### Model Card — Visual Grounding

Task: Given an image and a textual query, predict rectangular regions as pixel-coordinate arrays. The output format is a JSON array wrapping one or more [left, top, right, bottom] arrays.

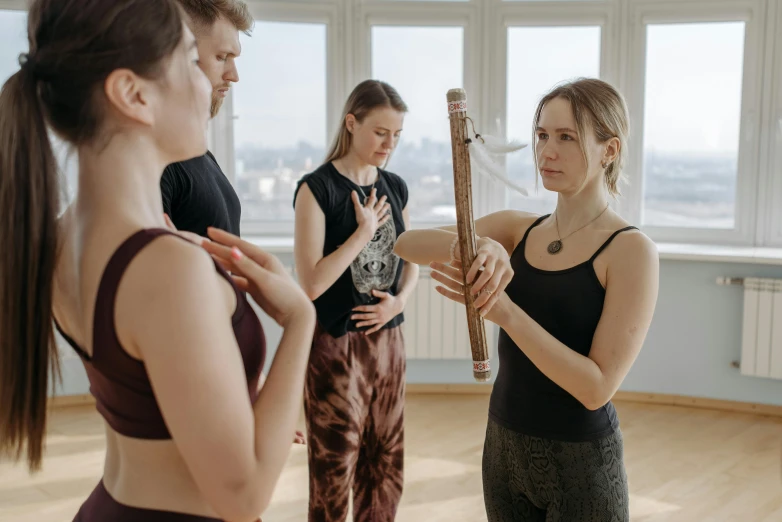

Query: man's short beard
[[210, 92, 224, 119]]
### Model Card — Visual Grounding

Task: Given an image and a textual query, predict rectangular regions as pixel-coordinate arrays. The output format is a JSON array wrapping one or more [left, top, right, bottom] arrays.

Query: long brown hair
[[325, 80, 408, 164], [0, 0, 185, 472], [532, 78, 629, 196]]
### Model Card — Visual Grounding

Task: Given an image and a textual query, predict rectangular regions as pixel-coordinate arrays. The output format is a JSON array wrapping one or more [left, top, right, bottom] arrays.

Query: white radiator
[[402, 269, 496, 360], [728, 277, 782, 380]]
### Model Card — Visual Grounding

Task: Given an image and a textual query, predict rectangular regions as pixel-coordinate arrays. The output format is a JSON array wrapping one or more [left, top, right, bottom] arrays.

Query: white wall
[[623, 259, 782, 406]]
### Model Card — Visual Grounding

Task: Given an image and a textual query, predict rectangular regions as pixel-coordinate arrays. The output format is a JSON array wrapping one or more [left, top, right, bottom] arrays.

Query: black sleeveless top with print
[[489, 214, 638, 442], [293, 162, 409, 339]]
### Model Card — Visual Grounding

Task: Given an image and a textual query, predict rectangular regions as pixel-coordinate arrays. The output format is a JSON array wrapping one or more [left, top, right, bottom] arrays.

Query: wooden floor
[[1, 394, 781, 522]]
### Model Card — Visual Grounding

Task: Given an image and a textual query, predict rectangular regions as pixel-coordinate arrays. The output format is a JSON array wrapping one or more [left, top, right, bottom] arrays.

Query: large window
[[371, 25, 464, 224], [235, 0, 774, 247], [505, 25, 602, 215], [641, 22, 746, 230], [9, 0, 759, 249], [232, 21, 327, 226]]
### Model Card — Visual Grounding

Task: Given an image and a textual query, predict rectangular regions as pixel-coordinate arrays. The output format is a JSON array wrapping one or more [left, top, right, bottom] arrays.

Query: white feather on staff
[[467, 133, 529, 196], [477, 133, 526, 154]]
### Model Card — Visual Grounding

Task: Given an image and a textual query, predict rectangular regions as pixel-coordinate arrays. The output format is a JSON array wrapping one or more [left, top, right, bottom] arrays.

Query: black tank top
[[489, 214, 637, 442]]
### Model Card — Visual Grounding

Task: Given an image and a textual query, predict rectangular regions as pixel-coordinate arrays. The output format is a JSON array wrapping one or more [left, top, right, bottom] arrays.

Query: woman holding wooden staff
[[394, 78, 659, 521], [293, 79, 418, 522]]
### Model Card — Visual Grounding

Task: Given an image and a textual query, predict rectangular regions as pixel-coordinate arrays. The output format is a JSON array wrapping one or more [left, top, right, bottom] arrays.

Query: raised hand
[[429, 260, 513, 327], [203, 228, 313, 327], [352, 188, 390, 242], [461, 237, 514, 316]]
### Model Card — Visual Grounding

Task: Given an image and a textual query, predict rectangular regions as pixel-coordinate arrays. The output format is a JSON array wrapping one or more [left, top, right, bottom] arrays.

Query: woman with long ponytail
[[0, 48, 61, 473], [0, 2, 315, 520]]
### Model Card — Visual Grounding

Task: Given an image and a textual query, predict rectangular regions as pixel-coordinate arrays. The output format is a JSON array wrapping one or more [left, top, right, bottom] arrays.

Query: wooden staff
[[446, 88, 491, 382]]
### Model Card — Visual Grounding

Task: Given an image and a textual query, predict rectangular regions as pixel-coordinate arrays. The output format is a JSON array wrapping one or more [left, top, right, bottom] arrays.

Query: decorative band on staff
[[448, 100, 467, 114], [473, 360, 490, 373]]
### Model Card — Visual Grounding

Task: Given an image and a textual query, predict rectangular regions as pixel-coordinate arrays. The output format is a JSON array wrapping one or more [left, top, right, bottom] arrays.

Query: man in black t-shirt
[[161, 1, 253, 237], [163, 3, 309, 449]]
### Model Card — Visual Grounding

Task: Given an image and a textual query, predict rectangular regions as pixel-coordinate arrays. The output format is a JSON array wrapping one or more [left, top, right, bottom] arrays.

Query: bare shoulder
[[116, 233, 226, 339], [608, 214, 657, 255], [481, 210, 544, 253], [123, 233, 216, 286], [606, 225, 659, 275], [489, 209, 541, 224], [509, 209, 545, 229]]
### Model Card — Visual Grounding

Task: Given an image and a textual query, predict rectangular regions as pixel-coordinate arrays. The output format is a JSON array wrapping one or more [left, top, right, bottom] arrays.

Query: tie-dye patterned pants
[[304, 323, 406, 522]]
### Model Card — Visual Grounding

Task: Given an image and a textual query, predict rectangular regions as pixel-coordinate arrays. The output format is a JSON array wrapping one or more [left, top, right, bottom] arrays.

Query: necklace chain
[[547, 204, 610, 255], [333, 160, 378, 205], [356, 178, 376, 205]]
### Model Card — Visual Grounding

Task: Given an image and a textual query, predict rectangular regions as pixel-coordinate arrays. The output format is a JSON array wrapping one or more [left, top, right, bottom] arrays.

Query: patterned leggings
[[482, 419, 629, 522], [304, 324, 406, 522]]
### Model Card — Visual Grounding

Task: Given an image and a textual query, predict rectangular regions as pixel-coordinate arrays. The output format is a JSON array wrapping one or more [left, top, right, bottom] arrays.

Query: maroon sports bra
[[54, 228, 266, 439]]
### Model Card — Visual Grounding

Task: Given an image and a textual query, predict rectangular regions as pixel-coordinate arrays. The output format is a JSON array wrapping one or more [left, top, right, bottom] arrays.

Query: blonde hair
[[325, 80, 408, 164], [532, 78, 629, 197]]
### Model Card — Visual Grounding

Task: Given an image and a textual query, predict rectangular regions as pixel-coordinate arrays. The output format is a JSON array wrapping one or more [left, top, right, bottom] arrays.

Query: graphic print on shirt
[[351, 217, 399, 294]]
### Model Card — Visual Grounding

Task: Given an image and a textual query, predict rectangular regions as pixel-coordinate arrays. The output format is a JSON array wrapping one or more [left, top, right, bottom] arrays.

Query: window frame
[[761, 0, 782, 246], [220, 1, 340, 236], [5, 0, 780, 250], [357, 1, 481, 228], [492, 1, 619, 215], [0, 1, 26, 10], [620, 0, 766, 246], [231, 0, 782, 248]]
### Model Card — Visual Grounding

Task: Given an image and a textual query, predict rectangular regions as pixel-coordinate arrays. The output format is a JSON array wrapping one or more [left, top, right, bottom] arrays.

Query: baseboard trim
[[405, 383, 492, 395], [611, 391, 782, 417], [406, 383, 493, 395], [49, 387, 782, 418], [48, 394, 95, 410], [405, 384, 782, 417]]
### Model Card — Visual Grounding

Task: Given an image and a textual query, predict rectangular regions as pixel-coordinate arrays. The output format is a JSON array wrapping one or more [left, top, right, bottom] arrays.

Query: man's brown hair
[[176, 0, 253, 35]]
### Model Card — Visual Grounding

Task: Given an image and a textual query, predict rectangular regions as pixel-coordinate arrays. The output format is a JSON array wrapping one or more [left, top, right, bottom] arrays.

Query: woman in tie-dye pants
[[293, 79, 418, 522]]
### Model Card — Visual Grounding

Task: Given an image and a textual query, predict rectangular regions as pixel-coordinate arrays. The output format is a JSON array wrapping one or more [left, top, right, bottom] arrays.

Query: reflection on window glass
[[372, 25, 464, 223], [642, 22, 745, 229], [505, 26, 601, 215], [232, 21, 327, 224]]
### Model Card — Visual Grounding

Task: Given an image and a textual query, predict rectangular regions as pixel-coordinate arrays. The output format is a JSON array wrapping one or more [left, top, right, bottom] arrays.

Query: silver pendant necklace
[[355, 173, 378, 206], [547, 204, 610, 255], [356, 180, 376, 206]]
